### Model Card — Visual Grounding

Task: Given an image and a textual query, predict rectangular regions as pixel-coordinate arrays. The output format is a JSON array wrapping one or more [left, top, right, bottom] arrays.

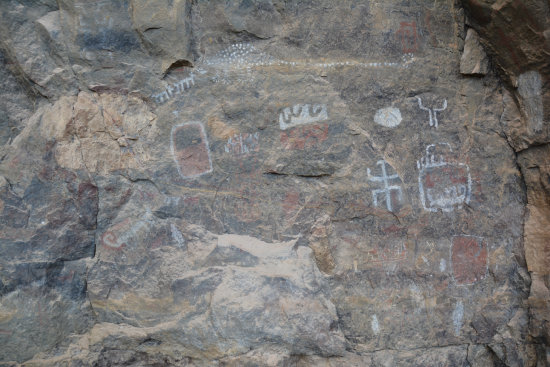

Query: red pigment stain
[[451, 236, 488, 285]]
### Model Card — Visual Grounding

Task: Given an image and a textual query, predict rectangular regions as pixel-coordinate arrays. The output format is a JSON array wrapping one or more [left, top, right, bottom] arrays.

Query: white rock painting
[[417, 97, 447, 128], [279, 104, 328, 130], [367, 160, 403, 212], [417, 143, 472, 212], [374, 107, 402, 128], [452, 301, 464, 336], [518, 71, 544, 133]]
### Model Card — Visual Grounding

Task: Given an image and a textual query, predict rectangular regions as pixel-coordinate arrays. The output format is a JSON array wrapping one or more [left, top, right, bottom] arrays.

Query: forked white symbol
[[417, 97, 447, 128]]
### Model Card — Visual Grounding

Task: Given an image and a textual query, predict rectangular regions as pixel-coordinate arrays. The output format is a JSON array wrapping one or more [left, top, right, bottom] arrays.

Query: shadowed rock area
[[0, 0, 548, 366]]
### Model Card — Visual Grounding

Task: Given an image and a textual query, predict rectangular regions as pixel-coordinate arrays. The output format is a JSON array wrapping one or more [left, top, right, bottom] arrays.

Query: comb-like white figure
[[279, 104, 328, 130], [417, 97, 447, 128]]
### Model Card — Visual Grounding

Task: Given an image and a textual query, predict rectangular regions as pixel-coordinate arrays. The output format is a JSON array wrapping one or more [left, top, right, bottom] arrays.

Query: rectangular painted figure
[[280, 124, 328, 150], [396, 21, 418, 53], [451, 235, 488, 285], [171, 122, 213, 179], [417, 143, 472, 212], [366, 241, 407, 265]]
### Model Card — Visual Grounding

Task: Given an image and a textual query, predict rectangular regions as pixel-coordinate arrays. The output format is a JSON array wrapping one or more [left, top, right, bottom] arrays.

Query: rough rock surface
[[462, 0, 550, 364], [460, 29, 489, 76], [0, 0, 548, 366]]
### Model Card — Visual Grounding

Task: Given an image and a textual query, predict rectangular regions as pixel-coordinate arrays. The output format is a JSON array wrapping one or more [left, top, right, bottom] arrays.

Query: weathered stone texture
[[462, 0, 550, 363], [0, 0, 548, 365], [460, 29, 489, 76]]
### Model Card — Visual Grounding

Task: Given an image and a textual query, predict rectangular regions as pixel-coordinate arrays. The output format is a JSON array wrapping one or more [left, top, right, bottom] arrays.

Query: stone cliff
[[0, 0, 548, 366]]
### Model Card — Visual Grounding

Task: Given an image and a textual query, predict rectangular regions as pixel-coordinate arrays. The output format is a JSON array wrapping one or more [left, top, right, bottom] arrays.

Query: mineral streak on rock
[[0, 0, 548, 365]]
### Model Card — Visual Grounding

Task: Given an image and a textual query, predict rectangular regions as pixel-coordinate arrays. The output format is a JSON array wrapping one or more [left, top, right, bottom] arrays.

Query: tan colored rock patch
[[43, 92, 158, 174]]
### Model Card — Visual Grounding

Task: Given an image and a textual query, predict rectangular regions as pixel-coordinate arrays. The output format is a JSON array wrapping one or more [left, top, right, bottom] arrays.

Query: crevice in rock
[[162, 59, 193, 77], [0, 40, 46, 102], [263, 170, 332, 178]]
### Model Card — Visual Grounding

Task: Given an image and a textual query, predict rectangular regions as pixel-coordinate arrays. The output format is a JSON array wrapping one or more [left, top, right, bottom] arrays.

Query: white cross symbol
[[367, 160, 403, 212]]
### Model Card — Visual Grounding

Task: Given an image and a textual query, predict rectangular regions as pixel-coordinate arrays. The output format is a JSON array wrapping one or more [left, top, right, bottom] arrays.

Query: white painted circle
[[374, 107, 402, 128]]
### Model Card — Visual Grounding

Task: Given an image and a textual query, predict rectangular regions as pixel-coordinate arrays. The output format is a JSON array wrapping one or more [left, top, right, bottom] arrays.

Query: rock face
[[0, 0, 547, 366], [461, 0, 550, 365]]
